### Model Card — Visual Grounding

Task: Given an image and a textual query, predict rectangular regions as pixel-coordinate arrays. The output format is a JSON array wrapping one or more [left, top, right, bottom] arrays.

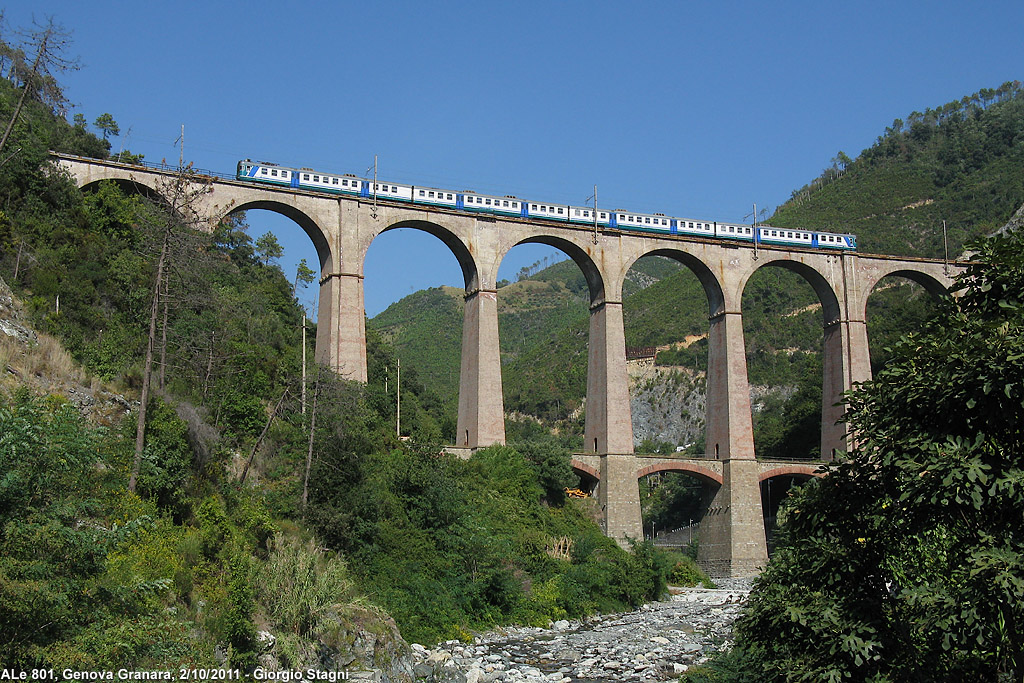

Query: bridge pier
[[821, 321, 848, 460], [318, 272, 367, 382], [598, 454, 643, 544], [583, 299, 643, 544], [699, 309, 768, 577], [456, 289, 506, 449], [583, 301, 634, 456]]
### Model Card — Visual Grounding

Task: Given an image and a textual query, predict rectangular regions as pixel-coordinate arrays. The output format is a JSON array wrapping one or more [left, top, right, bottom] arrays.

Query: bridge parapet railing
[[53, 151, 236, 181]]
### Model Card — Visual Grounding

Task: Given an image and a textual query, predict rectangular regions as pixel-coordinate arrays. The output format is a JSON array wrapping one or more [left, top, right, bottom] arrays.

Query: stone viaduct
[[56, 153, 965, 577]]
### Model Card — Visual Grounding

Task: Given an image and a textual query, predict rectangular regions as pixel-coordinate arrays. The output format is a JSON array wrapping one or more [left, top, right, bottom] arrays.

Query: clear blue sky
[[10, 1, 1024, 316]]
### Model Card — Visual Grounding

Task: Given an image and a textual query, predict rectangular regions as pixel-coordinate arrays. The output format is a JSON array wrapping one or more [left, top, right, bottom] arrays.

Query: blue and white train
[[236, 160, 857, 251]]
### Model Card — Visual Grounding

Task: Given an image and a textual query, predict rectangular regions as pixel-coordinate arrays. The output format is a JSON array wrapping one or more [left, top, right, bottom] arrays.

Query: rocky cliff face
[[629, 361, 706, 449], [628, 359, 793, 451]]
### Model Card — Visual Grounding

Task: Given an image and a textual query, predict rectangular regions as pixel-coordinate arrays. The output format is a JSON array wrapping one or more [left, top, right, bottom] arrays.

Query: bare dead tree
[[238, 389, 290, 485], [0, 16, 79, 158]]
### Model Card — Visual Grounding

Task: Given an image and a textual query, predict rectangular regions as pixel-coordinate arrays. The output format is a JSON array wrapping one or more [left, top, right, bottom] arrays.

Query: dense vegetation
[[686, 228, 1024, 681]]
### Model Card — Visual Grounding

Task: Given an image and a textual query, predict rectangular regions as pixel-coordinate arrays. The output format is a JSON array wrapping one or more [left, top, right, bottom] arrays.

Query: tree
[[255, 231, 283, 266], [724, 231, 1024, 681], [93, 112, 119, 140], [130, 166, 212, 492], [293, 257, 315, 296]]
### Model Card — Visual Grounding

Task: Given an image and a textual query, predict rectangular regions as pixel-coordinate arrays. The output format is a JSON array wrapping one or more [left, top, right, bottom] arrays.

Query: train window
[[448, 194, 453, 200], [333, 178, 338, 184], [303, 174, 309, 180]]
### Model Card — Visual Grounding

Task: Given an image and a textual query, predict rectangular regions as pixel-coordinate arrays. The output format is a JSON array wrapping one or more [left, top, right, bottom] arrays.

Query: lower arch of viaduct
[[57, 154, 963, 577]]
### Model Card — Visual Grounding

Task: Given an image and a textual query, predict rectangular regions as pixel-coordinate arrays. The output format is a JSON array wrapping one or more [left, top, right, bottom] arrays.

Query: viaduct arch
[[57, 153, 966, 577]]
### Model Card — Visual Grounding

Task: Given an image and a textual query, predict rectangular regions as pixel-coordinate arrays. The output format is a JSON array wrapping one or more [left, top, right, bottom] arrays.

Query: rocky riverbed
[[410, 579, 752, 683]]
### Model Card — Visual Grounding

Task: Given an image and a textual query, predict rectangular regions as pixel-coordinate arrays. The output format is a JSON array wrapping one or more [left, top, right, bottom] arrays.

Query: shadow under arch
[[760, 471, 817, 554], [636, 462, 723, 545], [571, 459, 601, 495], [81, 177, 166, 205], [228, 200, 333, 273]]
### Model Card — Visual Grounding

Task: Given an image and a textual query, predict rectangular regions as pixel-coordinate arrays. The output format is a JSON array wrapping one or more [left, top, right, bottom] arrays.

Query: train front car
[[238, 161, 294, 187], [237, 160, 256, 180], [815, 231, 857, 250]]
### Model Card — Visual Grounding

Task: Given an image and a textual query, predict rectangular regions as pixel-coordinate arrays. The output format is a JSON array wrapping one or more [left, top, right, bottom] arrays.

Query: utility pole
[[396, 357, 401, 438], [746, 203, 760, 261], [588, 185, 599, 244], [373, 154, 378, 216], [942, 220, 950, 276], [173, 124, 184, 170]]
